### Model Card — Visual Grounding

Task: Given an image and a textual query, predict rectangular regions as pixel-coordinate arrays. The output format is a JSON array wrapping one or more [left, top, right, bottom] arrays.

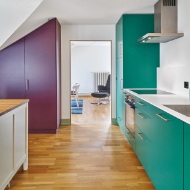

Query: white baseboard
[[78, 93, 91, 96]]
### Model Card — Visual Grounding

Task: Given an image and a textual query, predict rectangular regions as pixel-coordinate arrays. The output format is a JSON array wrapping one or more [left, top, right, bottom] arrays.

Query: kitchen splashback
[[157, 65, 190, 96]]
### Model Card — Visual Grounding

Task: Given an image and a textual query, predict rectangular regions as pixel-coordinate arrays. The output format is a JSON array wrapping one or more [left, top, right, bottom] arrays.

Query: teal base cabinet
[[135, 127, 151, 174], [135, 107, 151, 174], [134, 96, 183, 190], [184, 123, 190, 190], [150, 107, 183, 190]]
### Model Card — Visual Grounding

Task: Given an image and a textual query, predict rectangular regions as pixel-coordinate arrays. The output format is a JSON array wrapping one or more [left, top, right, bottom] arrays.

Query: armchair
[[98, 74, 110, 94], [91, 74, 110, 105]]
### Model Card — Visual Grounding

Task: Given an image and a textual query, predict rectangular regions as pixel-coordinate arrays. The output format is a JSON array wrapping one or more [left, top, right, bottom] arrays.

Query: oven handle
[[137, 113, 145, 119], [124, 100, 135, 109]]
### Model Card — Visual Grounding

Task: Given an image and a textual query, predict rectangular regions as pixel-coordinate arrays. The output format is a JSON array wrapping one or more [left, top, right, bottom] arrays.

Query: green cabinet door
[[116, 16, 124, 130], [125, 127, 136, 151], [135, 107, 151, 175], [116, 57, 124, 129], [116, 16, 123, 59], [135, 107, 151, 137], [136, 127, 151, 174], [184, 123, 190, 190], [150, 106, 183, 190]]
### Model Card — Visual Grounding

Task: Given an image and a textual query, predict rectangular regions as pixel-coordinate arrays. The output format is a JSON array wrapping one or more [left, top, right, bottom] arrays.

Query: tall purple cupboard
[[25, 18, 61, 133], [0, 18, 61, 133], [0, 39, 25, 99]]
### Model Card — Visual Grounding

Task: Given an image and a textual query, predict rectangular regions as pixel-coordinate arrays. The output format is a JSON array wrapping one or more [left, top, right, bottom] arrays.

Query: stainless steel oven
[[124, 93, 135, 138]]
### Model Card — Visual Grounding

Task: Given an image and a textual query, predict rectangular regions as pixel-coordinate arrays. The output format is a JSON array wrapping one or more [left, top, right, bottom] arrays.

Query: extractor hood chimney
[[138, 0, 184, 43]]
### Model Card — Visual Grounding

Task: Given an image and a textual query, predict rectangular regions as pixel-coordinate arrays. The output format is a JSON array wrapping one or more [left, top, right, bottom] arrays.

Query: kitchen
[[0, 0, 190, 189]]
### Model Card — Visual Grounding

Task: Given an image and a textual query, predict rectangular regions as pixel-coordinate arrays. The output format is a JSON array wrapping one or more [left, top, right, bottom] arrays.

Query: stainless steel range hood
[[138, 0, 184, 43]]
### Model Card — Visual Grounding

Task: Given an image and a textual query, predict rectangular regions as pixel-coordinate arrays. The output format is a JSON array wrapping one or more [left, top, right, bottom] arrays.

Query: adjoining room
[[70, 40, 111, 124]]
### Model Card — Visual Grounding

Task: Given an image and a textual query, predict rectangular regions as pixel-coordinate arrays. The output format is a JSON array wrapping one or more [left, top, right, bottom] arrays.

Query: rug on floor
[[71, 99, 83, 107], [71, 99, 83, 114]]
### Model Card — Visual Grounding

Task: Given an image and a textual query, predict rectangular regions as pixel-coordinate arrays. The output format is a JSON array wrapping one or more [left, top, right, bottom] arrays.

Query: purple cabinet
[[0, 19, 61, 133], [25, 19, 60, 133], [0, 39, 25, 98]]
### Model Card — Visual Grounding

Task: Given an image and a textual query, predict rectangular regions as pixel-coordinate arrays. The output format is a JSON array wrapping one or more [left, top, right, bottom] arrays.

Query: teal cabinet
[[116, 57, 125, 130], [135, 96, 183, 190], [149, 106, 183, 190], [124, 127, 136, 151], [135, 107, 151, 175], [184, 123, 190, 190], [116, 14, 159, 131], [135, 105, 151, 137], [136, 127, 151, 174], [135, 97, 150, 116]]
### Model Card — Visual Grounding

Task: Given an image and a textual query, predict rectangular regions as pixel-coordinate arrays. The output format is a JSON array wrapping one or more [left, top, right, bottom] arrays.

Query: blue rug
[[71, 99, 83, 114], [71, 99, 83, 107]]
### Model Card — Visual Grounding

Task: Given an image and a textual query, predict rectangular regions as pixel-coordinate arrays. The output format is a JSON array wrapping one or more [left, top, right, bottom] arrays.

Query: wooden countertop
[[0, 99, 29, 116]]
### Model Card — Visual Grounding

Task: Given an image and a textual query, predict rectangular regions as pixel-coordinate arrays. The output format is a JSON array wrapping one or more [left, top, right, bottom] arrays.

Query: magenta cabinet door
[[25, 19, 58, 133], [0, 39, 25, 98]]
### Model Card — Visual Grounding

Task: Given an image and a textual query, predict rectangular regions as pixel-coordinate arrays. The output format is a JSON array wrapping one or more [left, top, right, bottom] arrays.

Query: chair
[[91, 74, 110, 105], [71, 83, 80, 107], [98, 74, 110, 94]]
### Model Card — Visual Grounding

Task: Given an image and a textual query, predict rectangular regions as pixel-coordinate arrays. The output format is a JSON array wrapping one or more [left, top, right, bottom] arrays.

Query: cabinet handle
[[156, 113, 169, 122], [117, 117, 121, 121], [137, 102, 144, 106], [26, 79, 29, 90], [138, 133, 145, 140], [137, 113, 145, 119]]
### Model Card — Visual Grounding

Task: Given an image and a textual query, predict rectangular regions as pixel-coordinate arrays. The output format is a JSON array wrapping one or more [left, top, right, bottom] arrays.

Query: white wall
[[71, 45, 111, 94], [157, 0, 190, 96], [61, 25, 115, 120]]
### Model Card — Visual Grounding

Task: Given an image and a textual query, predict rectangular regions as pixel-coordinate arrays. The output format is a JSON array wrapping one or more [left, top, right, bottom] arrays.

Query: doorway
[[70, 40, 112, 124]]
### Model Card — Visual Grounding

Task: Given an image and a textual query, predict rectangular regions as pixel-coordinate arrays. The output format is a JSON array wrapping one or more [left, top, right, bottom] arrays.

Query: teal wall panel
[[122, 14, 160, 88]]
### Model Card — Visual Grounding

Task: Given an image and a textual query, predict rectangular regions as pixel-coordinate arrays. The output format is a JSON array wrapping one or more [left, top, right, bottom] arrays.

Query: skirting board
[[61, 119, 71, 126], [111, 118, 118, 125], [61, 118, 116, 126]]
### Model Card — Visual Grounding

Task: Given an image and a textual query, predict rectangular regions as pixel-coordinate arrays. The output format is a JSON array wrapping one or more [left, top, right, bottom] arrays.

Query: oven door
[[125, 100, 135, 138]]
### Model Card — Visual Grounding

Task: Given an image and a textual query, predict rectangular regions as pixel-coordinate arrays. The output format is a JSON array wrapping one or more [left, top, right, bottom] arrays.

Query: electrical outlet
[[184, 81, 189, 89]]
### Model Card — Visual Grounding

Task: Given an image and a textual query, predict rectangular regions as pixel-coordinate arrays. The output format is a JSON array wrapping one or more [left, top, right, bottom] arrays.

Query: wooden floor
[[71, 96, 111, 124], [8, 97, 155, 190]]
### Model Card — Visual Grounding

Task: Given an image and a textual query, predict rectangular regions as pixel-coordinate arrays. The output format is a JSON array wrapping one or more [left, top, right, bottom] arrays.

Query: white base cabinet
[[0, 103, 28, 190]]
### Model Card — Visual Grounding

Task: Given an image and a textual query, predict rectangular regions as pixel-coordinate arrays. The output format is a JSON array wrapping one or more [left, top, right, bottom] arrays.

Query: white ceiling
[[0, 0, 158, 50], [0, 0, 43, 49]]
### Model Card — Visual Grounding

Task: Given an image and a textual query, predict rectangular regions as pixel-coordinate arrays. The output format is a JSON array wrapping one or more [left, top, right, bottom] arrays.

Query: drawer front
[[125, 128, 136, 152], [136, 127, 151, 175], [135, 108, 151, 138], [135, 97, 150, 115]]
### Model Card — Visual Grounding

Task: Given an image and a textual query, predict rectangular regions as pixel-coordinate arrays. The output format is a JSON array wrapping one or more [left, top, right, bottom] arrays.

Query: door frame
[[69, 40, 112, 123]]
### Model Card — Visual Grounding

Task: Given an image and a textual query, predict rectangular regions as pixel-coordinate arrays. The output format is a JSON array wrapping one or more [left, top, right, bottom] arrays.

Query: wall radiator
[[93, 72, 110, 91]]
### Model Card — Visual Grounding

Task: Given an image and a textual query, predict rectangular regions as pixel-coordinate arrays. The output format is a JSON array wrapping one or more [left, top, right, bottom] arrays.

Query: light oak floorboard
[[71, 96, 111, 124], [8, 97, 155, 189]]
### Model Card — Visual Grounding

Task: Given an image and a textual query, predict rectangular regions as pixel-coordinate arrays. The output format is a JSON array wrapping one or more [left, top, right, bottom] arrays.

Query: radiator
[[93, 72, 110, 91]]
